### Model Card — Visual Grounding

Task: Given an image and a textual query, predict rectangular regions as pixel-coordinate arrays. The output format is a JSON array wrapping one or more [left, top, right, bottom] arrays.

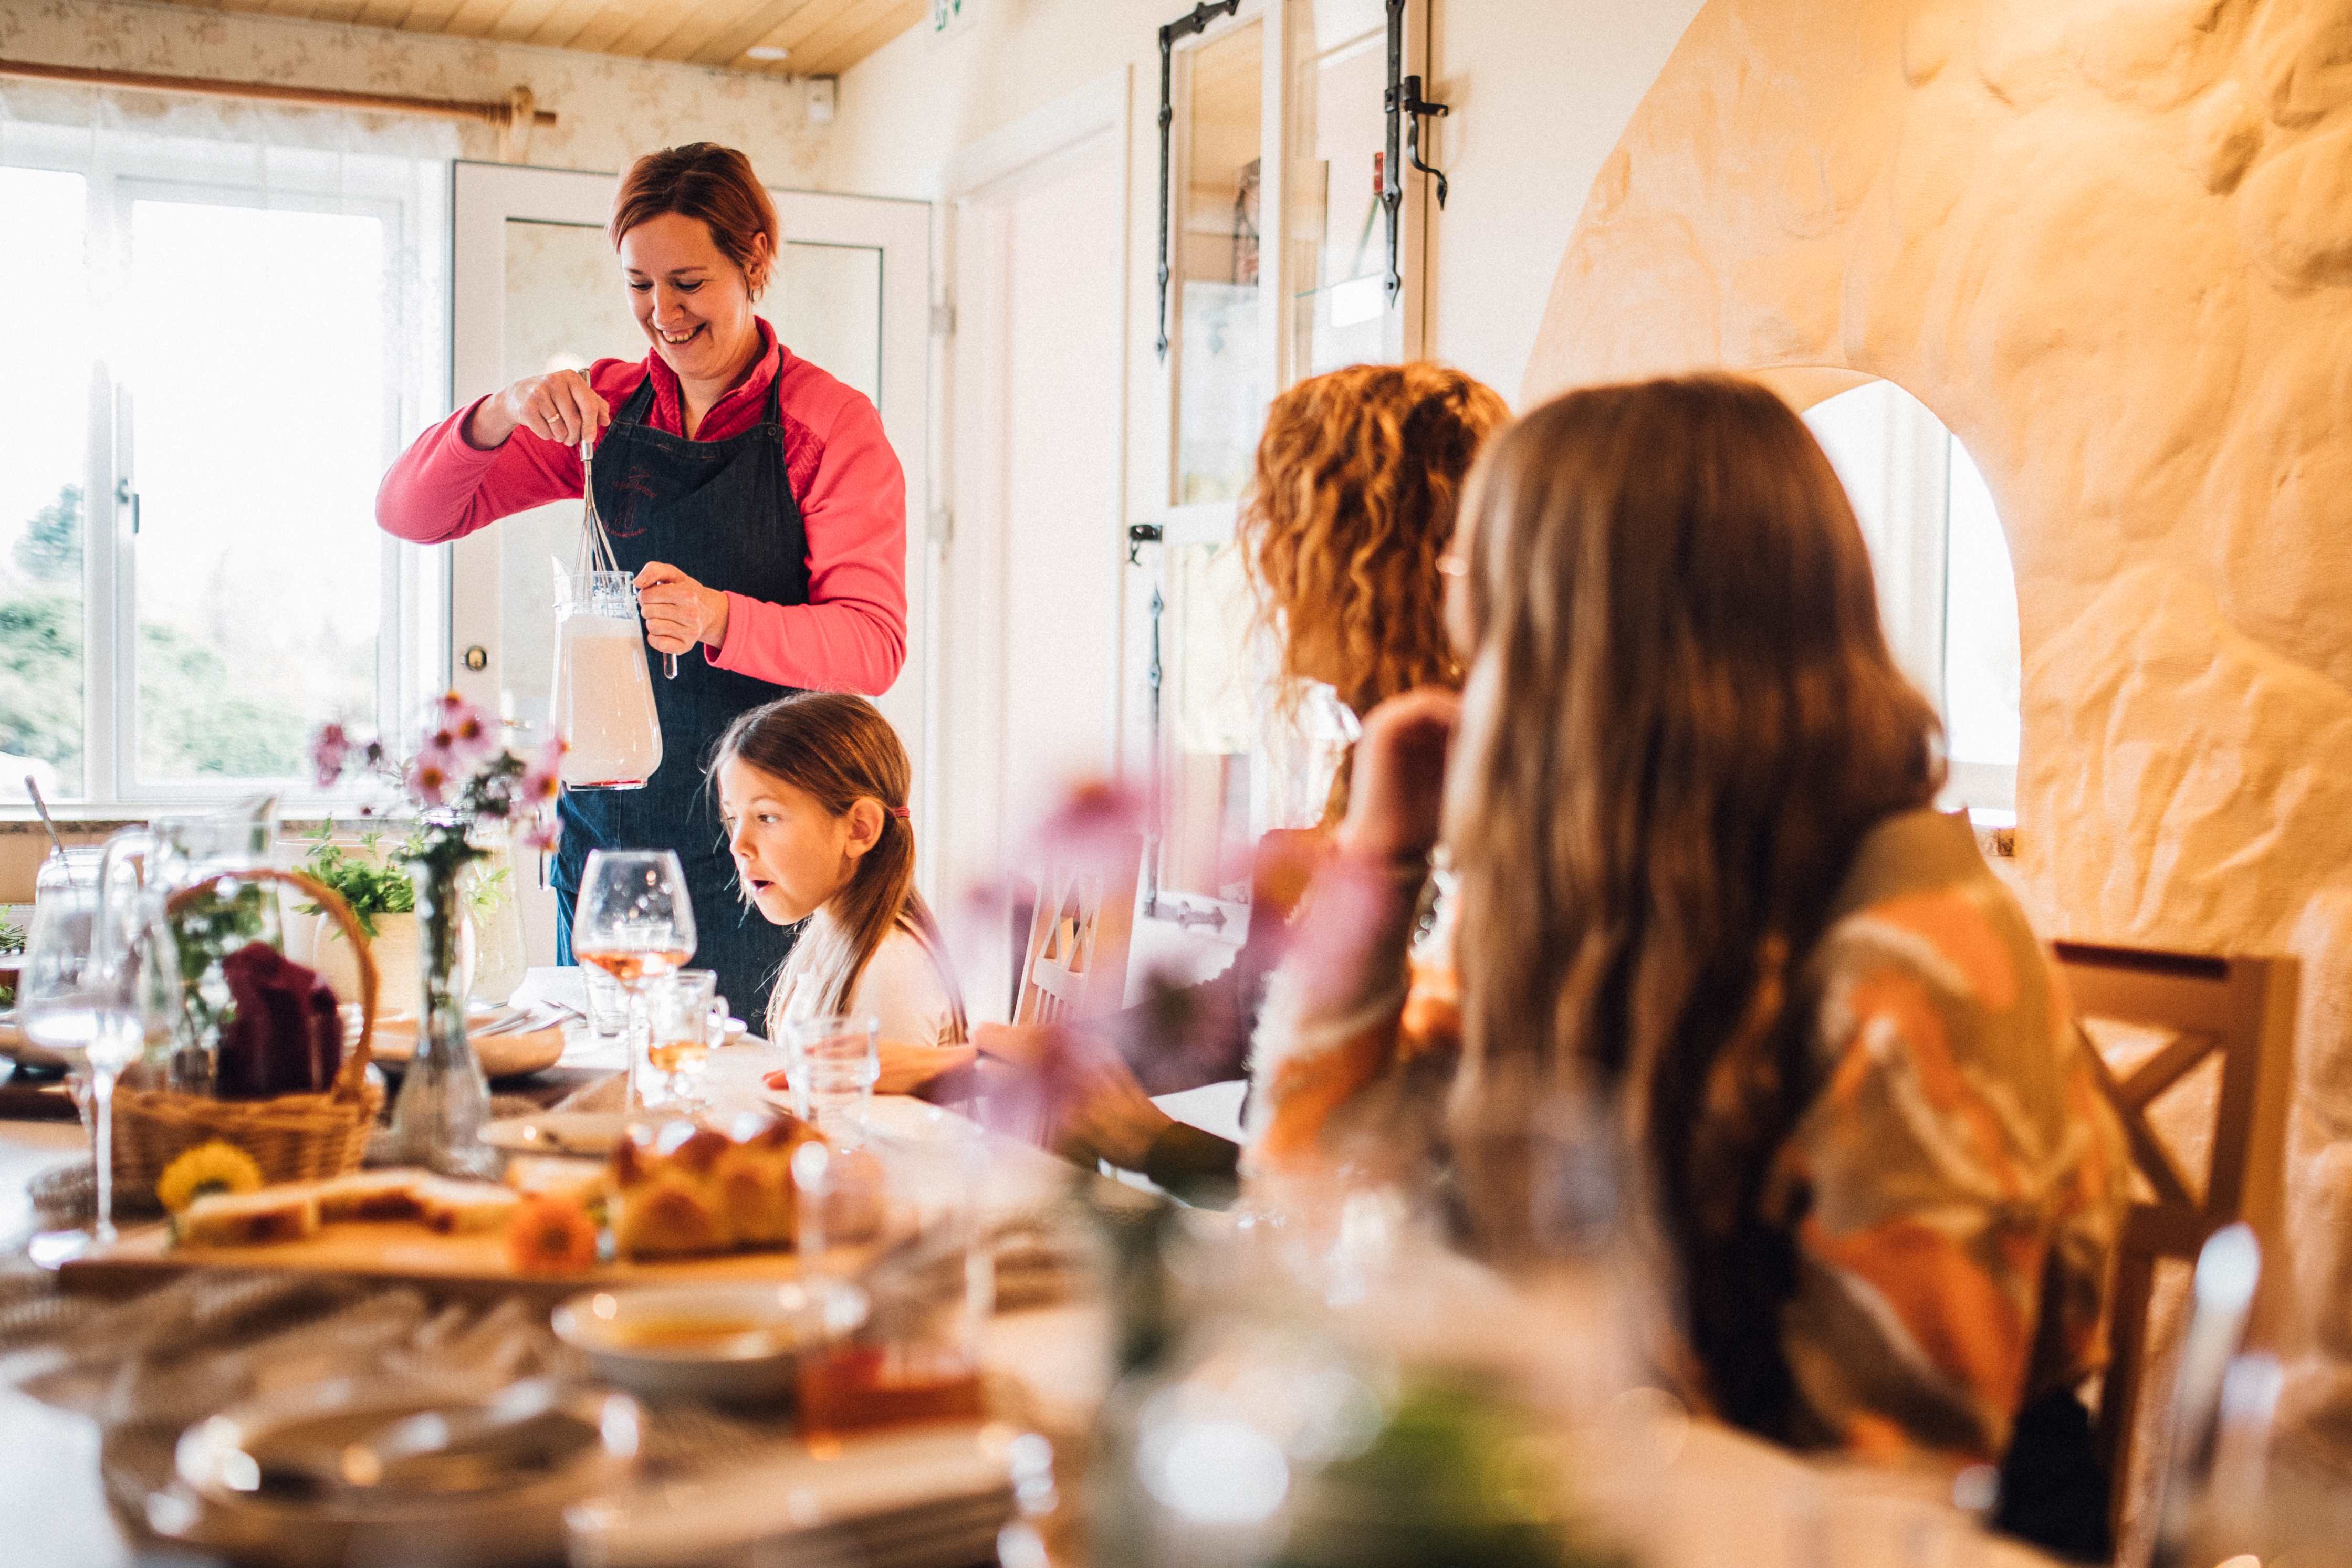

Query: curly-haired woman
[[976, 362, 1509, 1200]]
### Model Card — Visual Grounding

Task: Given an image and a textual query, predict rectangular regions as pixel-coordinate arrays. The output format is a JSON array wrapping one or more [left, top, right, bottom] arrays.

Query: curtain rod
[[0, 57, 558, 129]]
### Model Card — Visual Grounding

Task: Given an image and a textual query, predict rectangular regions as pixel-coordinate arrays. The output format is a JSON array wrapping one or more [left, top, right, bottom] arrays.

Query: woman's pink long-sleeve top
[[377, 318, 907, 695]]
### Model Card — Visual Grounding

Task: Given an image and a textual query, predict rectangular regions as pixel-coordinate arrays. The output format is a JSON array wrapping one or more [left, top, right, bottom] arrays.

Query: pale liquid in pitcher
[[553, 615, 664, 789]]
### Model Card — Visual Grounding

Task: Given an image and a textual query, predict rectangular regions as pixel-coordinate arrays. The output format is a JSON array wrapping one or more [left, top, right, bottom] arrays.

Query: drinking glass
[[781, 1013, 880, 1135], [570, 849, 696, 1113], [796, 1116, 989, 1437], [641, 969, 725, 1109], [18, 854, 177, 1245], [581, 966, 628, 1040]]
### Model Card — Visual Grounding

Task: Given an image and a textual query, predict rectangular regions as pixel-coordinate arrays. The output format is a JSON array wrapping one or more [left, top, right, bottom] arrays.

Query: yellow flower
[[156, 1141, 264, 1214]]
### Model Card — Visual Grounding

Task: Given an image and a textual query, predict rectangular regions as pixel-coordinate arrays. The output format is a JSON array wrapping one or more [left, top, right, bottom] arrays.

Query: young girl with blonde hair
[[712, 693, 967, 1072]]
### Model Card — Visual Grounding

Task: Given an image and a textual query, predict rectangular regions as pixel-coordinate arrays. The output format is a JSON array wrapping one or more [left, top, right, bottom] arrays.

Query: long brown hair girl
[[1444, 374, 1945, 1435], [712, 693, 967, 1046]]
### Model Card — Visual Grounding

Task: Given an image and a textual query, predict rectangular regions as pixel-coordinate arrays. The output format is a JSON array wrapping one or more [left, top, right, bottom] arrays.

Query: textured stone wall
[[1524, 0, 2352, 1531], [1528, 0, 2352, 960]]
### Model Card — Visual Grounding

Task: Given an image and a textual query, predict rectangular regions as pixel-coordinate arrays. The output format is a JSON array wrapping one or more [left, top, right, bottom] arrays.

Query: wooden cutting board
[[53, 1215, 882, 1300]]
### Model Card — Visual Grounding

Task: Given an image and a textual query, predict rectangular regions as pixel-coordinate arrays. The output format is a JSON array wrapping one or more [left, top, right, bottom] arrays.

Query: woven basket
[[110, 867, 382, 1198]]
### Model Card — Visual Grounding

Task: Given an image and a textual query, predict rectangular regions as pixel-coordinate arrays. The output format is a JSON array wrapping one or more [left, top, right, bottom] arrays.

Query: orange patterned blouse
[[1247, 808, 2128, 1462]]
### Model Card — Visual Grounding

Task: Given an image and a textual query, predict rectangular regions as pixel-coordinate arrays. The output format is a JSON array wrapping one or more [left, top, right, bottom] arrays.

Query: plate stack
[[566, 1423, 1049, 1568]]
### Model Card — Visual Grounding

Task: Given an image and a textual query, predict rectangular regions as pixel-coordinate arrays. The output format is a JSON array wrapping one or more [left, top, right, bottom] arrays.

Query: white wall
[[1424, 0, 1704, 401], [819, 0, 1706, 403]]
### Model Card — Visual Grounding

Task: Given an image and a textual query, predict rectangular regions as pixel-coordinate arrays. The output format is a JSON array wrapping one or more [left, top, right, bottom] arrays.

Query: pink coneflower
[[409, 754, 453, 807], [519, 736, 568, 806], [308, 722, 351, 790], [518, 812, 561, 853], [434, 693, 498, 762]]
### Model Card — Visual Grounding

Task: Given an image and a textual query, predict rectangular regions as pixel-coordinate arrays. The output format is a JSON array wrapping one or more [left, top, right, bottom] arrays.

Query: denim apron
[[553, 365, 806, 1022]]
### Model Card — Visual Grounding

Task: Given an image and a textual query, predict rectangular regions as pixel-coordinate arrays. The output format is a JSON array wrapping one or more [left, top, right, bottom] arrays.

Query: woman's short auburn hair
[[610, 143, 779, 298]]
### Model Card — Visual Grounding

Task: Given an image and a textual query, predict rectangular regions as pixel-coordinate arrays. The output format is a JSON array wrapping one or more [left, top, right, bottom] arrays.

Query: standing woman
[[378, 143, 906, 1020]]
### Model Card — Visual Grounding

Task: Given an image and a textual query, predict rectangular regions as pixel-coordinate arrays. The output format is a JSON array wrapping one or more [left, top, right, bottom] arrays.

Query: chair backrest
[[2052, 939, 2298, 1548], [1013, 834, 1142, 1027]]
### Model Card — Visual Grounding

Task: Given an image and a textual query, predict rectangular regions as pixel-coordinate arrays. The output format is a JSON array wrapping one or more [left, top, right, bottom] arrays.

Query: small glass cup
[[641, 969, 725, 1109], [796, 1115, 990, 1437], [781, 1013, 880, 1136], [582, 966, 628, 1040]]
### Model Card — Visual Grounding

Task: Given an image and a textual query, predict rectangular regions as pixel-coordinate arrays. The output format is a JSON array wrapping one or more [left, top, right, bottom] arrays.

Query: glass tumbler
[[641, 969, 724, 1109], [781, 1013, 881, 1135]]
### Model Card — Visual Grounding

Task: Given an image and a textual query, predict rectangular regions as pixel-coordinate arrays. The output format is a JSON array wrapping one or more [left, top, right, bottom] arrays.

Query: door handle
[[117, 477, 140, 535]]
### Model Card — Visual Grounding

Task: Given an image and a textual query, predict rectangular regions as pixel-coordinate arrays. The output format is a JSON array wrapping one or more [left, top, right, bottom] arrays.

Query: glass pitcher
[[98, 795, 283, 1094], [551, 569, 663, 791]]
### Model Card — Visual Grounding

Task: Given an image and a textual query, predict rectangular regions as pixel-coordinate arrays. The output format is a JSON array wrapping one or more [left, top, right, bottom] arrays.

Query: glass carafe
[[98, 795, 284, 1094], [551, 569, 663, 791]]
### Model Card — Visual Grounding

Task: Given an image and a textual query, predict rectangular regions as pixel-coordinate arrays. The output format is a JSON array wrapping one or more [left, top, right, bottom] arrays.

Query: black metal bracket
[[1156, 0, 1243, 360], [1126, 521, 1164, 566], [1382, 0, 1450, 304]]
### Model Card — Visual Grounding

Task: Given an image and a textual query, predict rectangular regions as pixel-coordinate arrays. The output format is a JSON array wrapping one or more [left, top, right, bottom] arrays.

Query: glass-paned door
[[449, 163, 929, 964], [1137, 0, 1432, 937]]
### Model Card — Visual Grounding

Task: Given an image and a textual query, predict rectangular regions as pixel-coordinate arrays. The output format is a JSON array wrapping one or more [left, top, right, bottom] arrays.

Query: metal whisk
[[580, 438, 676, 678]]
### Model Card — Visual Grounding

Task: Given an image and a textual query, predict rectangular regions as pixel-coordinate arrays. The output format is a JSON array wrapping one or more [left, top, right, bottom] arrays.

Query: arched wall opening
[[1793, 377, 2020, 818]]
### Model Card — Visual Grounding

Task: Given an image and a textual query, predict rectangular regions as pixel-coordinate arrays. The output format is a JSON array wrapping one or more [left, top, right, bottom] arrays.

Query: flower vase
[[386, 842, 496, 1178]]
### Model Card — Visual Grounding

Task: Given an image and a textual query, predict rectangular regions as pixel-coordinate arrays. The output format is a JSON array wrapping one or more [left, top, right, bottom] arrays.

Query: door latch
[[1126, 522, 1163, 566]]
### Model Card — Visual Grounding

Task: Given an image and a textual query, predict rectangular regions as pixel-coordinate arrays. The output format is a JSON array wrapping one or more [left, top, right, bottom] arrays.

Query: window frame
[[0, 130, 443, 815]]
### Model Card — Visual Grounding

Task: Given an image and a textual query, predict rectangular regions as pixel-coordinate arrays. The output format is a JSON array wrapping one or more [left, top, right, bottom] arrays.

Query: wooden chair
[[2052, 939, 2299, 1545], [1013, 834, 1142, 1026]]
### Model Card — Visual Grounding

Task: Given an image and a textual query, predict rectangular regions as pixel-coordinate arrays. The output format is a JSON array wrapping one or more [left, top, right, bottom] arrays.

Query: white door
[[939, 89, 1131, 994], [448, 162, 930, 967]]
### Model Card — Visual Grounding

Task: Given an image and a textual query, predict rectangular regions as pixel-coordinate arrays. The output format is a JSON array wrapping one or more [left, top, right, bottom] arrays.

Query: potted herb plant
[[292, 823, 515, 1017]]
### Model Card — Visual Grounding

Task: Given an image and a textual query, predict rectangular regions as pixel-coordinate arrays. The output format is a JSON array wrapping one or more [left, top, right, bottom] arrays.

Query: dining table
[[0, 971, 2067, 1568]]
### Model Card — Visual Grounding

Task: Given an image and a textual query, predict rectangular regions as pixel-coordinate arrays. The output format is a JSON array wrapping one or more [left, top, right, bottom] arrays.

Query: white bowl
[[551, 1278, 867, 1402]]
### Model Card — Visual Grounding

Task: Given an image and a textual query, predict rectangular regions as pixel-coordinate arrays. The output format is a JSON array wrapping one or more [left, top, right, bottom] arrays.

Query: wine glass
[[18, 858, 177, 1247], [570, 849, 696, 1112]]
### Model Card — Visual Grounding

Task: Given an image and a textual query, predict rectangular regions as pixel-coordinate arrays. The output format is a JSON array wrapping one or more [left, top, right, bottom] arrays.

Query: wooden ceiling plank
[[794, 0, 922, 76], [787, 0, 911, 77], [644, 8, 753, 62], [682, 0, 837, 67], [522, 0, 623, 49], [351, 0, 421, 27], [559, 1, 653, 54], [436, 0, 520, 39], [768, 0, 866, 51], [597, 0, 730, 60], [398, 0, 476, 30], [482, 0, 572, 45]]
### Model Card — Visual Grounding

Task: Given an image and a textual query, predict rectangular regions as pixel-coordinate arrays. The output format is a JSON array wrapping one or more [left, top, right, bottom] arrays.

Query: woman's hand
[[1336, 686, 1461, 863], [635, 562, 732, 654], [467, 370, 611, 449], [978, 1023, 1173, 1171], [876, 1039, 977, 1096]]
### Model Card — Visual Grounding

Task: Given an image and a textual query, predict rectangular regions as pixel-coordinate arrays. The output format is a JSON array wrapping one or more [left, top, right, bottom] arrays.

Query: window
[[1803, 380, 2021, 816], [0, 122, 447, 809]]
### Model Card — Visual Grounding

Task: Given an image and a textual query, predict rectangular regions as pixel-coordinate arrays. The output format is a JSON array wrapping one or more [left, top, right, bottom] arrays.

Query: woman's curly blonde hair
[[1240, 362, 1511, 720]]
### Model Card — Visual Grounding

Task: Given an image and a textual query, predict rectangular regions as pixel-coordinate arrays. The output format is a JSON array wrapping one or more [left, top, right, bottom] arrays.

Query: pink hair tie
[[888, 804, 910, 820]]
